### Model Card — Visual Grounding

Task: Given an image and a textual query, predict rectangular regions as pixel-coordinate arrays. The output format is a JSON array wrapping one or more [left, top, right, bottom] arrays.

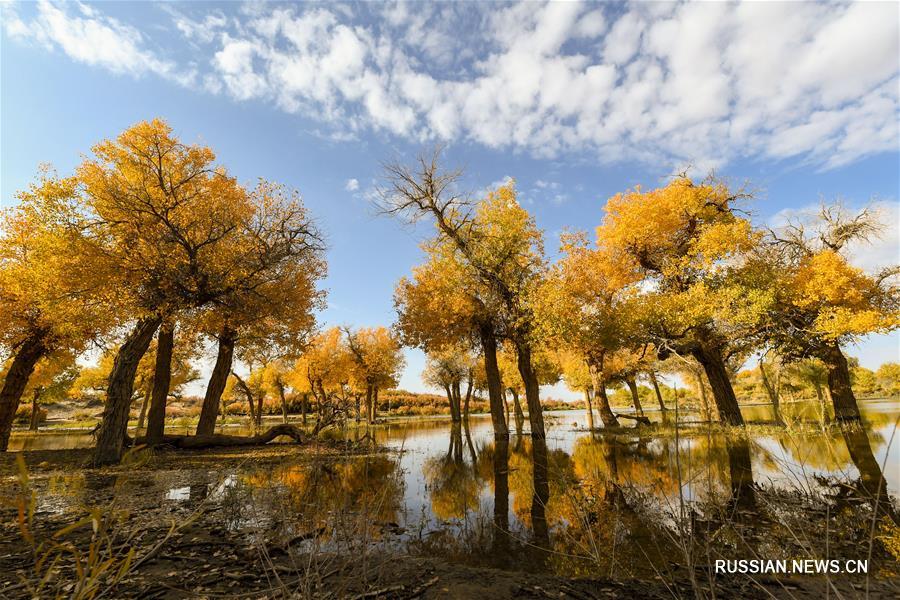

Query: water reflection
[[5, 399, 899, 580], [839, 424, 898, 525], [423, 439, 479, 521], [725, 437, 756, 512], [530, 437, 550, 548], [492, 438, 510, 558]]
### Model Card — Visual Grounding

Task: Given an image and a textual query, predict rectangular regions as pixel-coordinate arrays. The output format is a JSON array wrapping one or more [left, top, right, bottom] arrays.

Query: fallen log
[[614, 413, 652, 426], [130, 423, 308, 449]]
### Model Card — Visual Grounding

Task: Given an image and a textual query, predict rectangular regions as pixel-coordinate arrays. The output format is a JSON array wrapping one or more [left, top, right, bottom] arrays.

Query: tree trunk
[[588, 354, 619, 428], [231, 371, 257, 424], [0, 332, 47, 451], [464, 418, 477, 464], [248, 395, 255, 423], [583, 388, 595, 430], [448, 422, 463, 462], [758, 358, 784, 425], [93, 316, 161, 466], [649, 371, 667, 412], [134, 423, 307, 449], [692, 344, 744, 426], [625, 376, 644, 417], [137, 386, 151, 431], [365, 384, 374, 424], [813, 383, 829, 426], [255, 391, 264, 426], [373, 386, 379, 422], [819, 343, 861, 422], [515, 340, 545, 440], [451, 381, 462, 423], [301, 392, 308, 425], [510, 388, 525, 434], [29, 386, 43, 431], [504, 391, 510, 428], [444, 384, 457, 420], [196, 328, 235, 436], [146, 323, 174, 443], [315, 379, 327, 429], [479, 322, 509, 441], [277, 383, 288, 424], [695, 370, 712, 421], [463, 375, 473, 422]]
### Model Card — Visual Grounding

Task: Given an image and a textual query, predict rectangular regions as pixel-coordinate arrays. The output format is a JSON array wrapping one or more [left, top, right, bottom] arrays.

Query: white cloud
[[166, 7, 226, 45], [5, 1, 899, 170], [213, 35, 268, 101], [345, 178, 359, 192], [602, 11, 643, 65], [5, 1, 191, 84]]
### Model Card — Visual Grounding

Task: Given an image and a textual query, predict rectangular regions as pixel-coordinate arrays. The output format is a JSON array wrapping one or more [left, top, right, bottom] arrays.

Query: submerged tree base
[[130, 423, 308, 450]]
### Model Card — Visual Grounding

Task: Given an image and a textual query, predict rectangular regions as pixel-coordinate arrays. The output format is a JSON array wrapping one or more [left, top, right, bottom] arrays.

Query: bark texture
[[820, 343, 861, 422], [583, 388, 595, 430], [588, 353, 619, 428], [93, 317, 161, 466], [146, 324, 174, 443], [137, 388, 151, 430], [134, 423, 307, 450], [196, 328, 235, 436], [515, 341, 545, 440], [462, 376, 473, 422], [649, 372, 667, 412], [510, 388, 525, 434], [28, 387, 43, 431], [0, 333, 47, 451], [625, 376, 644, 417], [692, 344, 744, 426], [479, 322, 509, 441], [758, 359, 784, 425]]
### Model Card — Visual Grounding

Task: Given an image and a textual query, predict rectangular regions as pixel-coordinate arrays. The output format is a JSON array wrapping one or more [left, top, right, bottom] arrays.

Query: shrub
[[224, 401, 246, 416]]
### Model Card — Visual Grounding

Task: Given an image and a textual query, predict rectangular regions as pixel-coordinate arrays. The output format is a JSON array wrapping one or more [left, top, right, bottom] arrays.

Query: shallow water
[[6, 398, 900, 579]]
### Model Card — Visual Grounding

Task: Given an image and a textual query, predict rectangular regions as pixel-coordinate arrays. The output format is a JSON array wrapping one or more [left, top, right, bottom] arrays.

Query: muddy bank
[[1, 512, 893, 599], [3, 505, 888, 599]]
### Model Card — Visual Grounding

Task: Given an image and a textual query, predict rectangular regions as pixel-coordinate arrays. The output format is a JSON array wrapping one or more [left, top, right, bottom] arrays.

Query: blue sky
[[2, 1, 898, 397]]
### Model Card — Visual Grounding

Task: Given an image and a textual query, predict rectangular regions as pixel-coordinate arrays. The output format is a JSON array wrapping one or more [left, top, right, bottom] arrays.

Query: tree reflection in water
[[839, 424, 898, 525], [241, 454, 404, 544], [530, 436, 550, 549], [13, 405, 896, 586], [412, 417, 899, 581], [725, 436, 756, 513], [423, 426, 479, 521], [492, 437, 511, 557]]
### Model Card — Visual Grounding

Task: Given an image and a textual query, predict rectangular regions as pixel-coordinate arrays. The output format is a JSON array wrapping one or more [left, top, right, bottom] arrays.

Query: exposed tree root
[[131, 423, 307, 449]]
